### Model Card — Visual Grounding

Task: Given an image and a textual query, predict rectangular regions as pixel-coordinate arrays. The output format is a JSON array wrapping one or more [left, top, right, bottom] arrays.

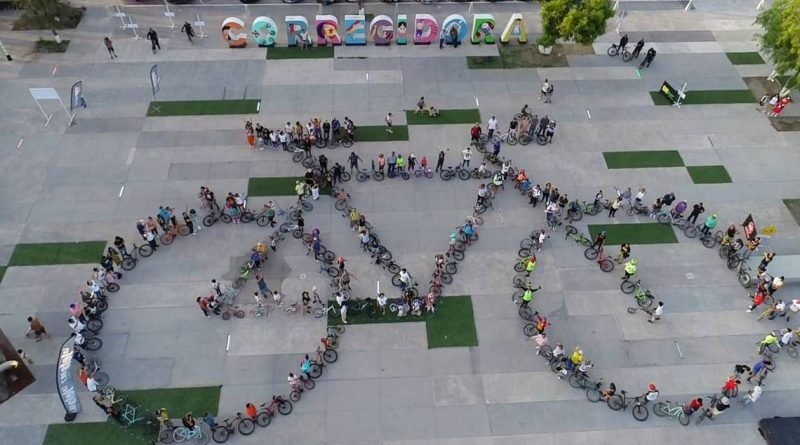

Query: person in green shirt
[[521, 285, 541, 307], [701, 214, 717, 235], [524, 255, 537, 276], [622, 258, 638, 280], [758, 331, 779, 354], [396, 155, 405, 171]]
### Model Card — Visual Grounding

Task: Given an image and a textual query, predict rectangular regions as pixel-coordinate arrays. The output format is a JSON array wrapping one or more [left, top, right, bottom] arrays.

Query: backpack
[[548, 84, 554, 94]]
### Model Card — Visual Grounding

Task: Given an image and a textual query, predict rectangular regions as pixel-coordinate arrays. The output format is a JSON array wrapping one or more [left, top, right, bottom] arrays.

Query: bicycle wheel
[[96, 299, 108, 313], [653, 402, 667, 417], [440, 170, 453, 181], [309, 363, 322, 379], [121, 257, 136, 271], [599, 259, 614, 273], [622, 51, 632, 62], [788, 345, 798, 358], [620, 280, 635, 294], [440, 273, 452, 285], [373, 171, 385, 181], [292, 151, 304, 163], [173, 428, 189, 442], [92, 371, 109, 387], [238, 418, 255, 435], [301, 157, 315, 168], [342, 138, 353, 148], [292, 229, 303, 239], [323, 348, 338, 363], [518, 304, 533, 320], [767, 342, 780, 353], [474, 203, 487, 215], [303, 377, 315, 390], [607, 395, 624, 411], [719, 245, 731, 259], [607, 45, 618, 56], [203, 215, 216, 227], [138, 244, 154, 257], [160, 233, 175, 246], [523, 323, 537, 337], [401, 171, 410, 180], [702, 236, 716, 248], [627, 307, 638, 314], [289, 390, 301, 402], [278, 399, 293, 415], [536, 134, 548, 146], [452, 250, 465, 261], [356, 171, 369, 182], [256, 411, 271, 428], [160, 427, 176, 444], [632, 404, 649, 421], [507, 133, 518, 146], [586, 388, 601, 403], [511, 290, 523, 302], [300, 201, 313, 212], [457, 169, 470, 180], [520, 238, 534, 250], [539, 345, 553, 359], [387, 263, 401, 274], [656, 213, 670, 224], [87, 318, 103, 333], [513, 274, 528, 287], [625, 207, 635, 216], [335, 199, 348, 211], [683, 225, 698, 238], [584, 247, 599, 260], [220, 213, 232, 223], [519, 134, 532, 146], [727, 255, 742, 270], [568, 374, 583, 389], [637, 294, 654, 309], [678, 411, 690, 426], [565, 225, 578, 235], [514, 262, 525, 273], [568, 209, 583, 222], [313, 307, 325, 318], [84, 337, 102, 351], [106, 282, 120, 292], [232, 277, 245, 289]]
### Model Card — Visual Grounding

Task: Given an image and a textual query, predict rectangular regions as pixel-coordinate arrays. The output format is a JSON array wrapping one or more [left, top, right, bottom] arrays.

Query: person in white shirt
[[335, 292, 346, 308], [648, 301, 664, 323], [740, 384, 762, 406], [780, 328, 794, 346], [461, 147, 472, 168], [540, 79, 551, 100], [645, 384, 659, 402], [340, 302, 348, 324], [532, 333, 548, 355], [634, 187, 646, 205], [399, 269, 411, 289], [288, 373, 302, 392], [487, 116, 498, 140], [272, 290, 282, 306], [377, 293, 387, 314]]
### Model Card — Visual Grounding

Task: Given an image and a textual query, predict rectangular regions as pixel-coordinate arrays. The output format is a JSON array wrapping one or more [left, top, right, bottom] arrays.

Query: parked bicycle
[[621, 280, 655, 309], [607, 390, 650, 421], [653, 400, 691, 426], [254, 395, 293, 428], [211, 412, 255, 443], [607, 43, 632, 61], [584, 246, 614, 272], [440, 165, 471, 181], [120, 243, 153, 271], [564, 225, 592, 247]]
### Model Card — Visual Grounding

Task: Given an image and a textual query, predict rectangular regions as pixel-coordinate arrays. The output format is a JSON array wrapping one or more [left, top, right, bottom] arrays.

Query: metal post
[[0, 39, 12, 61], [34, 98, 53, 127], [615, 10, 627, 35], [195, 14, 207, 39], [684, 0, 693, 11], [756, 0, 766, 9], [163, 0, 176, 30], [613, 0, 619, 10], [675, 81, 688, 108]]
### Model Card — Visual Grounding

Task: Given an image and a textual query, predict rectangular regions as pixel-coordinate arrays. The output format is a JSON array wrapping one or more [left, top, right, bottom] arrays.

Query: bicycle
[[621, 280, 654, 308], [564, 225, 592, 246], [232, 261, 256, 289], [332, 187, 351, 211], [683, 224, 722, 248], [568, 372, 603, 392], [278, 221, 303, 239], [474, 195, 493, 215], [607, 390, 650, 421], [309, 345, 338, 378], [656, 211, 689, 229], [440, 165, 471, 181], [490, 130, 518, 146], [511, 292, 536, 320], [254, 395, 293, 428], [653, 400, 691, 426], [86, 358, 109, 388], [100, 386, 128, 408], [695, 394, 721, 425], [220, 302, 245, 320], [203, 208, 232, 227], [546, 214, 561, 231], [413, 164, 434, 178], [120, 243, 153, 271], [584, 246, 614, 272], [313, 302, 340, 318], [173, 425, 209, 444], [607, 43, 632, 61], [357, 160, 385, 182], [330, 130, 354, 148], [470, 166, 493, 179], [387, 167, 411, 180], [625, 202, 649, 217], [211, 412, 256, 442], [248, 303, 268, 319], [535, 122, 556, 146]]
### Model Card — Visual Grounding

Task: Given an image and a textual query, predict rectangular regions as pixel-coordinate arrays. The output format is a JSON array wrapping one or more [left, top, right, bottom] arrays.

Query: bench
[[741, 255, 800, 287]]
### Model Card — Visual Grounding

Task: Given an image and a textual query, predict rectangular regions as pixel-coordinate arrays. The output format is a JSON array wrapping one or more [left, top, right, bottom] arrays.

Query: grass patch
[[328, 296, 478, 348], [603, 150, 684, 169], [353, 125, 409, 141], [9, 241, 106, 267], [0, 266, 5, 285], [43, 421, 147, 445], [147, 100, 260, 117], [650, 89, 756, 105], [466, 43, 591, 69], [266, 46, 334, 60], [125, 386, 221, 415], [726, 52, 765, 65], [686, 165, 732, 184], [34, 39, 69, 53], [247, 177, 302, 197], [425, 295, 478, 348], [13, 5, 84, 30], [405, 108, 481, 125], [783, 199, 800, 227], [589, 223, 678, 245]]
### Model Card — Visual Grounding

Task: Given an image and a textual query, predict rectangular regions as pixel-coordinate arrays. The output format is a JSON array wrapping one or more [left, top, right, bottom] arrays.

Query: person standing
[[387, 151, 397, 175], [211, 279, 222, 298], [385, 112, 393, 133], [146, 28, 161, 54], [540, 79, 550, 101], [608, 198, 621, 217], [435, 150, 446, 173], [687, 202, 705, 225], [631, 38, 645, 59], [449, 26, 459, 48], [487, 116, 498, 140], [439, 28, 446, 49], [103, 37, 117, 59], [590, 231, 606, 250], [470, 123, 482, 145], [196, 297, 210, 317], [26, 316, 49, 341], [340, 300, 348, 324], [461, 147, 472, 168], [648, 301, 664, 323]]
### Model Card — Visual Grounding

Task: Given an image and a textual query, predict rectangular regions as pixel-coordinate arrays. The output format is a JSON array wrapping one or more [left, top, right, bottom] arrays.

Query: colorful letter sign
[[471, 14, 496, 44], [252, 16, 278, 47], [442, 14, 468, 45], [500, 13, 527, 44], [222, 17, 247, 48], [343, 15, 367, 45], [414, 14, 438, 45], [397, 14, 408, 45], [285, 16, 309, 46], [316, 15, 342, 46], [370, 15, 394, 46]]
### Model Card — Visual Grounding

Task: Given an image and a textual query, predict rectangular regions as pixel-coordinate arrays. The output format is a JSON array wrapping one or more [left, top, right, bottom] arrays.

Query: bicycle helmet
[[630, 259, 638, 265], [712, 214, 717, 218], [648, 384, 657, 391], [720, 396, 730, 405]]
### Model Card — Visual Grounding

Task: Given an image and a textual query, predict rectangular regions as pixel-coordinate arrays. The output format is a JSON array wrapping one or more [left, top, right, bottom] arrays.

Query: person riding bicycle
[[462, 221, 476, 242], [537, 115, 550, 137], [524, 255, 537, 276], [182, 412, 196, 430], [701, 214, 718, 235], [300, 354, 313, 379], [705, 396, 730, 420], [685, 397, 703, 415], [491, 171, 504, 189], [617, 34, 629, 52], [722, 377, 740, 396], [568, 347, 583, 371], [288, 372, 302, 392], [520, 104, 531, 118], [476, 184, 490, 206], [670, 200, 687, 219], [521, 284, 540, 307], [600, 382, 617, 401], [622, 258, 638, 280], [722, 224, 737, 246], [644, 384, 659, 403], [758, 331, 779, 353], [399, 269, 412, 290], [245, 402, 257, 420]]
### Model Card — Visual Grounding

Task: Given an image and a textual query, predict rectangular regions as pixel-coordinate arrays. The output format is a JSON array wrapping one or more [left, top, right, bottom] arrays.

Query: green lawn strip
[[124, 386, 221, 416], [43, 421, 146, 445], [35, 39, 70, 53], [266, 46, 334, 60], [782, 199, 800, 227], [466, 43, 591, 69], [146, 100, 260, 117], [247, 177, 304, 197], [327, 295, 479, 348], [603, 150, 684, 169], [425, 295, 478, 348], [650, 90, 756, 106], [8, 241, 106, 267], [726, 52, 765, 65], [353, 125, 409, 141], [0, 266, 5, 285], [686, 165, 732, 184], [404, 108, 481, 125], [466, 56, 504, 69], [588, 223, 678, 245]]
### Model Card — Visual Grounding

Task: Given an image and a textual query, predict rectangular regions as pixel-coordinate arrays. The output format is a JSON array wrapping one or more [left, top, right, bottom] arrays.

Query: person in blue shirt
[[300, 354, 313, 380]]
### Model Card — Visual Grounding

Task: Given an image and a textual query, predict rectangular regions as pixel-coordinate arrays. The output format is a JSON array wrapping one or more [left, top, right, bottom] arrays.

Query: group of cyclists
[[245, 116, 356, 150]]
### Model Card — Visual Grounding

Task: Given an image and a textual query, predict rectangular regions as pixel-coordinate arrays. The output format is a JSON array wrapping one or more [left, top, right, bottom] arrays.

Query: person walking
[[211, 279, 222, 298], [648, 301, 664, 323], [255, 274, 270, 299], [487, 116, 498, 140], [26, 316, 49, 341], [103, 37, 117, 59], [449, 26, 459, 48], [181, 21, 195, 43], [435, 150, 446, 173], [385, 112, 393, 134], [631, 38, 645, 59], [146, 28, 161, 54]]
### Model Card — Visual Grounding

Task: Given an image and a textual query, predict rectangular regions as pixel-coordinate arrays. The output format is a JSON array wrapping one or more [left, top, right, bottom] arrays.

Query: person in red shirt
[[685, 397, 703, 415], [747, 291, 766, 312], [470, 123, 482, 145], [78, 367, 89, 386], [245, 403, 257, 419], [722, 377, 739, 397], [196, 297, 210, 317]]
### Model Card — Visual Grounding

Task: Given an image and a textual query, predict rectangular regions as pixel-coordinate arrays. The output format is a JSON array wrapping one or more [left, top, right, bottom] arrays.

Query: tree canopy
[[539, 0, 614, 47], [755, 0, 800, 89]]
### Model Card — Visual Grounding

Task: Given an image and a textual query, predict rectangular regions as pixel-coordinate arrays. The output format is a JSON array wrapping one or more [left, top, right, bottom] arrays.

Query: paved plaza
[[1, 0, 800, 444]]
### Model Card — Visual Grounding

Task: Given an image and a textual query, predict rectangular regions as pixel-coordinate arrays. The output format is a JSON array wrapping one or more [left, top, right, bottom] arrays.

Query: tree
[[16, 0, 82, 41], [538, 0, 614, 48], [755, 0, 800, 90]]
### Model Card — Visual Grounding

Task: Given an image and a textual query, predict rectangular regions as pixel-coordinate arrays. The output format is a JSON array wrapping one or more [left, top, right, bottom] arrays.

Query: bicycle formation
[[511, 187, 795, 426]]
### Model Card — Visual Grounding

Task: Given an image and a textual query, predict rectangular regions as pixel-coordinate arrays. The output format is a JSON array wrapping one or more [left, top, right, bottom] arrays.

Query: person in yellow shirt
[[569, 347, 584, 371]]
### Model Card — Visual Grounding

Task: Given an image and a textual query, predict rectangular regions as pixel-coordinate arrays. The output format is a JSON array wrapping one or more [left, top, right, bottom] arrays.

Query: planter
[[538, 45, 553, 55]]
